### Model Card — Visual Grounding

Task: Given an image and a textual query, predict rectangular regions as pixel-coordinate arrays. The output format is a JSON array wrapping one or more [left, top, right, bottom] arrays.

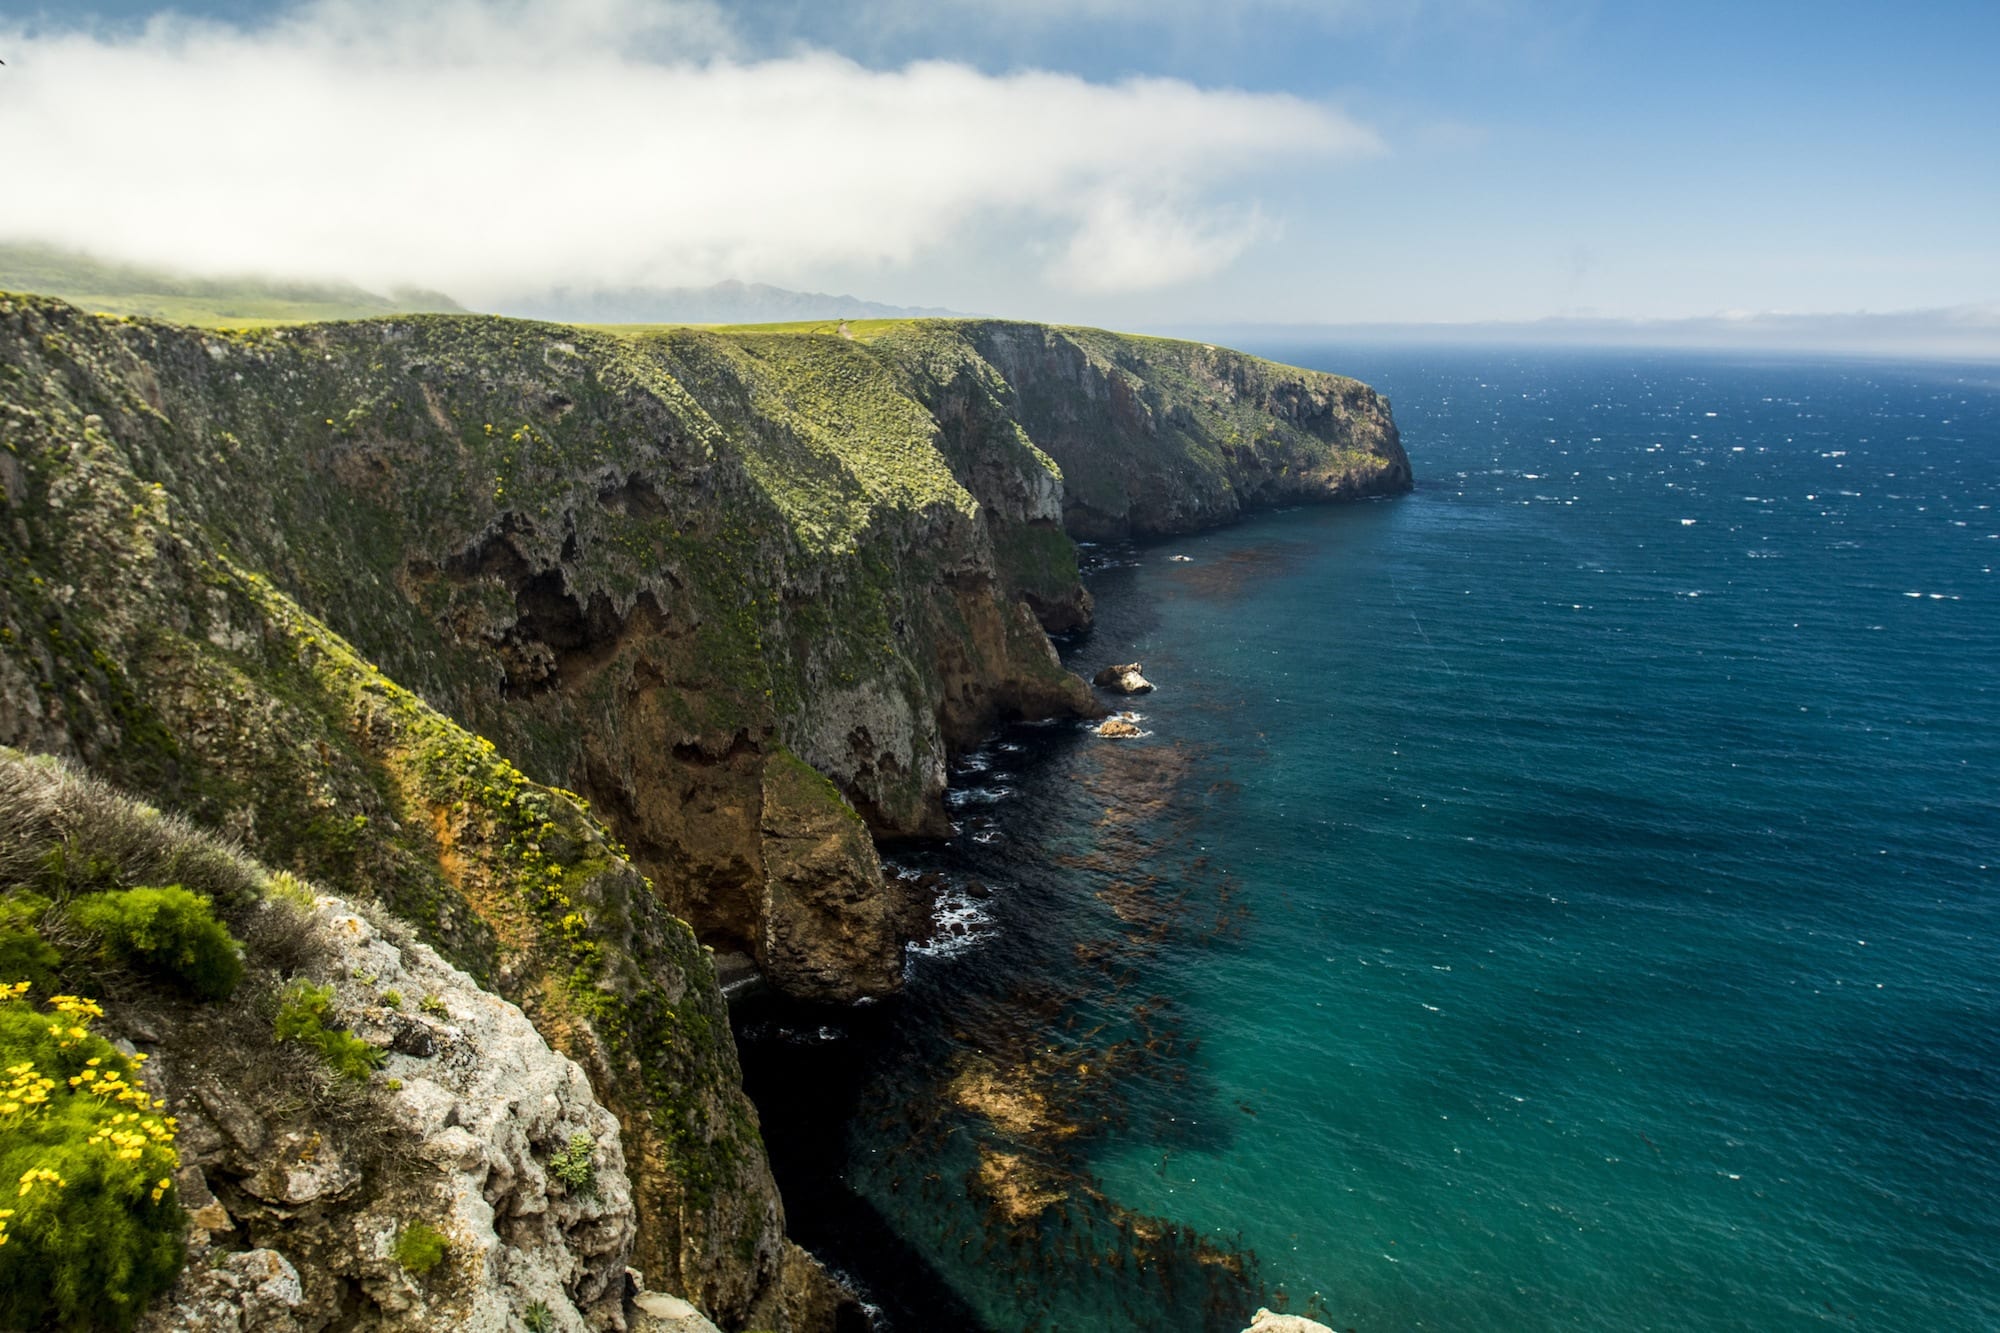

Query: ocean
[[736, 347, 2000, 1332]]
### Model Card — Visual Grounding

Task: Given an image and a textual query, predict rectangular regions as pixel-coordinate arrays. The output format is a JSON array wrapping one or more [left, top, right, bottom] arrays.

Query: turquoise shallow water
[[739, 349, 2000, 1332]]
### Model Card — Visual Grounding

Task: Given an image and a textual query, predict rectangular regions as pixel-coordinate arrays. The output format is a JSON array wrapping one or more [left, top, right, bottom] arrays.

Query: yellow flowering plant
[[0, 984, 183, 1331]]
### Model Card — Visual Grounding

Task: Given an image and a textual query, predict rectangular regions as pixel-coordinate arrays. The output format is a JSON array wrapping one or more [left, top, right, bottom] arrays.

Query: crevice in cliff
[[433, 521, 685, 696]]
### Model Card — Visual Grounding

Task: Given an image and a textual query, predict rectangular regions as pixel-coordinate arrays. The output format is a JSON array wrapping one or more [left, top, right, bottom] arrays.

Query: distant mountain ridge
[[494, 278, 968, 325]]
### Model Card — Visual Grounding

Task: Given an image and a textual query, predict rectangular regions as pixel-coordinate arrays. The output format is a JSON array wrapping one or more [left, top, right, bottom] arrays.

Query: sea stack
[[1093, 662, 1156, 694]]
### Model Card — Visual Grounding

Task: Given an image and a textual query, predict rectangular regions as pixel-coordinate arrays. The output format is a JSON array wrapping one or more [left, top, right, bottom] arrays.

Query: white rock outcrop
[[143, 892, 641, 1332]]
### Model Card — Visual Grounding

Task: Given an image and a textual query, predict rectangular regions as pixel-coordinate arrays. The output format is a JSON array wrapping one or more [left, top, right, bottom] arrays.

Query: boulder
[[1095, 715, 1143, 739], [1092, 662, 1155, 694]]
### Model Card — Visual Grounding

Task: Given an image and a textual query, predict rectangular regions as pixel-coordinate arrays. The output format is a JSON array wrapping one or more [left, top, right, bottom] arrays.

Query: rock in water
[[1242, 1310, 1337, 1333], [1093, 662, 1156, 694], [1095, 715, 1143, 738]]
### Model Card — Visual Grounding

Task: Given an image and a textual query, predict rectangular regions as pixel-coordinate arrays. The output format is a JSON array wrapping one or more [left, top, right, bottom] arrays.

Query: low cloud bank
[[0, 0, 1379, 299]]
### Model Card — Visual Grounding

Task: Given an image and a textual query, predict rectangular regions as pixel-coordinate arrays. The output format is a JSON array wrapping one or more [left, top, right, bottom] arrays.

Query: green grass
[[589, 316, 920, 340]]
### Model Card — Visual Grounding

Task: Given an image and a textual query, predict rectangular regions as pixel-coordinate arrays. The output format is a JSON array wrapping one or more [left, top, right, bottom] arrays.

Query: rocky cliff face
[[0, 294, 1407, 1329], [953, 322, 1409, 539], [0, 300, 1405, 1005]]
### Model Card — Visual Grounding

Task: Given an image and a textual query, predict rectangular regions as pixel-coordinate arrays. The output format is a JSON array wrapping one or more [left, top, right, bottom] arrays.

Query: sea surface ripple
[[738, 348, 2000, 1333]]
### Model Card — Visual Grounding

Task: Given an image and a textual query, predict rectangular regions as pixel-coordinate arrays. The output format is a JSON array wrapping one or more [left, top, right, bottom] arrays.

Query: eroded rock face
[[1092, 662, 1155, 694], [759, 752, 905, 1001], [958, 321, 1410, 540], [0, 301, 1402, 1008], [141, 891, 639, 1333]]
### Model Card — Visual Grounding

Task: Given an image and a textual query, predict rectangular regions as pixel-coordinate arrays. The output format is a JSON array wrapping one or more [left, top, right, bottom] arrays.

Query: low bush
[[0, 985, 184, 1332], [70, 885, 243, 1001], [0, 894, 60, 994], [273, 981, 383, 1080]]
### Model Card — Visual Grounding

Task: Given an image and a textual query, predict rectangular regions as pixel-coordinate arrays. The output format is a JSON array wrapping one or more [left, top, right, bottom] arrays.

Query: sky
[[1, 0, 1997, 332]]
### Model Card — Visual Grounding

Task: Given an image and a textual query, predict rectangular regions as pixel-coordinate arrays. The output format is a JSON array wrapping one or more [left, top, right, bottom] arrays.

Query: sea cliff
[[0, 294, 1407, 1330]]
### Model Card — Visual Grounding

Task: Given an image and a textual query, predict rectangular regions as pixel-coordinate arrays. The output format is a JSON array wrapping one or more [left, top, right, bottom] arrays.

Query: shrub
[[0, 986, 184, 1332], [0, 895, 60, 994], [392, 1220, 449, 1274], [546, 1132, 597, 1197], [273, 980, 384, 1080], [69, 885, 243, 1001]]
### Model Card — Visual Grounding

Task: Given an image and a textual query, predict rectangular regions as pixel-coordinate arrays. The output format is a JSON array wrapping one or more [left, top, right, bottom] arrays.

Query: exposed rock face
[[1095, 715, 1144, 738], [1092, 662, 1155, 694], [0, 300, 1401, 1005], [143, 889, 638, 1333], [956, 321, 1410, 539]]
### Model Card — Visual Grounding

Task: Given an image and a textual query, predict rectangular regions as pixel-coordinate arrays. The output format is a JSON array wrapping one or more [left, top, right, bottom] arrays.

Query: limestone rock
[[1095, 714, 1144, 738], [1092, 662, 1155, 694], [630, 1289, 725, 1333], [146, 1248, 309, 1333], [143, 891, 638, 1333], [1243, 1310, 1337, 1333]]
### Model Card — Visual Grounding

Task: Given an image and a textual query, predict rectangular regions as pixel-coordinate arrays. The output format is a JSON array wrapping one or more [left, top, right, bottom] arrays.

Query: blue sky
[[3, 0, 1996, 329]]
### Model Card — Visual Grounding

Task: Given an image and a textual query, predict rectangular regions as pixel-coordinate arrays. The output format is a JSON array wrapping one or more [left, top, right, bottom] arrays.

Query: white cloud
[[0, 0, 1381, 299], [1051, 194, 1274, 293]]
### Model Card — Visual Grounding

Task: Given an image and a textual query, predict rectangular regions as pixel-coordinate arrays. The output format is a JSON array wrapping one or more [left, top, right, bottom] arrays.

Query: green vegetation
[[0, 895, 61, 994], [391, 1220, 449, 1274], [546, 1131, 598, 1197], [273, 980, 385, 1080], [0, 988, 183, 1333], [70, 886, 244, 1001], [522, 1300, 555, 1333]]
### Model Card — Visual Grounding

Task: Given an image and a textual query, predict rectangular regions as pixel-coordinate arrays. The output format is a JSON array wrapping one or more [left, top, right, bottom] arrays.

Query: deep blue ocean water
[[738, 348, 2000, 1333]]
